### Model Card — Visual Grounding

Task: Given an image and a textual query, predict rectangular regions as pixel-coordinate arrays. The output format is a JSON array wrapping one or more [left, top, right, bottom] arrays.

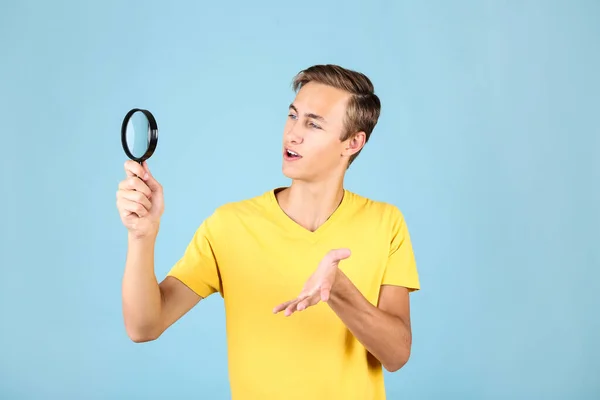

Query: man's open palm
[[273, 248, 351, 316]]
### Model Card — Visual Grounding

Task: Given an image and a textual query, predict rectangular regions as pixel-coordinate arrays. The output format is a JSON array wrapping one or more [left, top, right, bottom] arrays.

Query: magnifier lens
[[126, 111, 151, 158]]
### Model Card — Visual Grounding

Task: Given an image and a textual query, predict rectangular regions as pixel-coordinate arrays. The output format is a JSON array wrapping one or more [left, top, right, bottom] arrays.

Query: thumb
[[142, 161, 162, 191], [328, 248, 351, 264]]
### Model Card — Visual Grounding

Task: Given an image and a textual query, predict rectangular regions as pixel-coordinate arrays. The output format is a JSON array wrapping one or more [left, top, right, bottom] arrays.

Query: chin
[[282, 166, 300, 180], [282, 164, 309, 181]]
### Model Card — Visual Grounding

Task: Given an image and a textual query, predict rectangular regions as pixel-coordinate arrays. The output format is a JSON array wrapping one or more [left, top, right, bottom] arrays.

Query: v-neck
[[268, 187, 351, 243]]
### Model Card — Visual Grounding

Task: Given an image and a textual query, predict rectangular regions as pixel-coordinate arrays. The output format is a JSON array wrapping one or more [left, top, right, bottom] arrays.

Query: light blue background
[[1, 0, 598, 399]]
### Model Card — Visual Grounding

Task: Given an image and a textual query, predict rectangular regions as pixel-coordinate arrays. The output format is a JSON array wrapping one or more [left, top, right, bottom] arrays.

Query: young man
[[116, 64, 420, 399]]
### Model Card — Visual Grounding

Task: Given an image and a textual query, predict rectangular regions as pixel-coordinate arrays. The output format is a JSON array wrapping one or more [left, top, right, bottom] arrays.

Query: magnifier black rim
[[121, 108, 158, 163]]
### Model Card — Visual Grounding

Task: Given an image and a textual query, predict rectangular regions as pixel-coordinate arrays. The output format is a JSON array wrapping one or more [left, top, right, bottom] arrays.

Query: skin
[[116, 81, 413, 372]]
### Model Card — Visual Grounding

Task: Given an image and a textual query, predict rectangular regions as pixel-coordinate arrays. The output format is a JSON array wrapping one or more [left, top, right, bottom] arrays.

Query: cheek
[[309, 139, 342, 161]]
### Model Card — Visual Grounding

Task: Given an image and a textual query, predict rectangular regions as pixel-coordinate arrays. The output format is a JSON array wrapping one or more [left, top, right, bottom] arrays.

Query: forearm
[[327, 270, 411, 372], [122, 232, 163, 341]]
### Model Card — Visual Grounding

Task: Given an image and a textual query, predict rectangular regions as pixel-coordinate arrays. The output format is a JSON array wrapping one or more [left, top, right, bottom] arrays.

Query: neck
[[276, 175, 346, 232]]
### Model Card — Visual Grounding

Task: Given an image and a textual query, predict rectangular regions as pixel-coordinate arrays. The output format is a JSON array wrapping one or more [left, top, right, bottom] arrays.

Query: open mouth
[[284, 148, 302, 160]]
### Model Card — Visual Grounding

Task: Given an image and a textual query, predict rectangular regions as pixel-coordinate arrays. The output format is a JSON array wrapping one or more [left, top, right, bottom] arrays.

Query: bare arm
[[121, 233, 202, 342], [327, 270, 412, 372], [117, 160, 201, 342]]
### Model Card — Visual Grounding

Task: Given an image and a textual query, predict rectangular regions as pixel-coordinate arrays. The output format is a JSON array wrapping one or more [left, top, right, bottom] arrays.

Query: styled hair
[[292, 64, 381, 166]]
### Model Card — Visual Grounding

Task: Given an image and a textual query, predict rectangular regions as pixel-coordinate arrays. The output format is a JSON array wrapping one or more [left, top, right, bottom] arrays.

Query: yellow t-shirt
[[167, 188, 420, 400]]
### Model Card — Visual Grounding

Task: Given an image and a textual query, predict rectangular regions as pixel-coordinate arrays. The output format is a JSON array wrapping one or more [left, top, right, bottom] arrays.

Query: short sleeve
[[381, 208, 420, 292], [166, 214, 222, 298]]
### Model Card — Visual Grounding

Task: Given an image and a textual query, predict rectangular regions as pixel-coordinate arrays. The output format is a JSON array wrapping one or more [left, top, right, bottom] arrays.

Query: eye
[[288, 113, 297, 120], [308, 121, 321, 129]]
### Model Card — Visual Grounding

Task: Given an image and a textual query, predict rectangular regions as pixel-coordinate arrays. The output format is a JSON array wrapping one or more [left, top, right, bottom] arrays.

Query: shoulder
[[345, 191, 413, 246], [207, 188, 275, 223], [345, 190, 406, 222]]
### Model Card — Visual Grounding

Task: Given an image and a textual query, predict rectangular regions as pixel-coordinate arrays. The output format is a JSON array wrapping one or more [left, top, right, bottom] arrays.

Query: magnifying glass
[[121, 108, 158, 164]]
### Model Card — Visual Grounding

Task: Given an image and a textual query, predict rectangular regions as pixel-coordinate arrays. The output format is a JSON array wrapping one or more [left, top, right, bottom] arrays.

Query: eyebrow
[[289, 104, 326, 122]]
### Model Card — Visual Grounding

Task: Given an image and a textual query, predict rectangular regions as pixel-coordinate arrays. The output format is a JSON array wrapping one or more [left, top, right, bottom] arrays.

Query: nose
[[285, 121, 303, 145]]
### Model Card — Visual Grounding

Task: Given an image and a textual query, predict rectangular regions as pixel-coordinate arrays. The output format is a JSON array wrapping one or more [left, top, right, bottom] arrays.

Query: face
[[282, 82, 365, 182]]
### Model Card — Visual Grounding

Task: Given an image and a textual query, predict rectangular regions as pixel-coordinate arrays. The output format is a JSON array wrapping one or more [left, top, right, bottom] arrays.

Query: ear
[[341, 132, 366, 157]]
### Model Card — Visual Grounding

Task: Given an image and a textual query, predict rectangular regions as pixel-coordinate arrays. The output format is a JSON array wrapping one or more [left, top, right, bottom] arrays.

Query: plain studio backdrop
[[0, 0, 598, 399]]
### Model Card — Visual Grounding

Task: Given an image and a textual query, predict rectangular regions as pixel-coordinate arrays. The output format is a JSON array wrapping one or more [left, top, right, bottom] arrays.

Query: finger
[[284, 300, 301, 316], [118, 189, 152, 211], [319, 278, 333, 302], [320, 287, 331, 302], [118, 199, 149, 218], [284, 297, 308, 316], [297, 295, 320, 311], [142, 161, 162, 192], [118, 176, 152, 198], [124, 160, 147, 179], [273, 299, 296, 314], [118, 198, 149, 218]]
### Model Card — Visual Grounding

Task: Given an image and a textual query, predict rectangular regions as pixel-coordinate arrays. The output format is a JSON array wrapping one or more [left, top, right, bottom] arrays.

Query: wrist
[[128, 228, 159, 244]]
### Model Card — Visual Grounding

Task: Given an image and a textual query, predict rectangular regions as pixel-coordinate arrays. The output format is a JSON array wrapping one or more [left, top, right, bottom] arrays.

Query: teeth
[[287, 149, 299, 156]]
